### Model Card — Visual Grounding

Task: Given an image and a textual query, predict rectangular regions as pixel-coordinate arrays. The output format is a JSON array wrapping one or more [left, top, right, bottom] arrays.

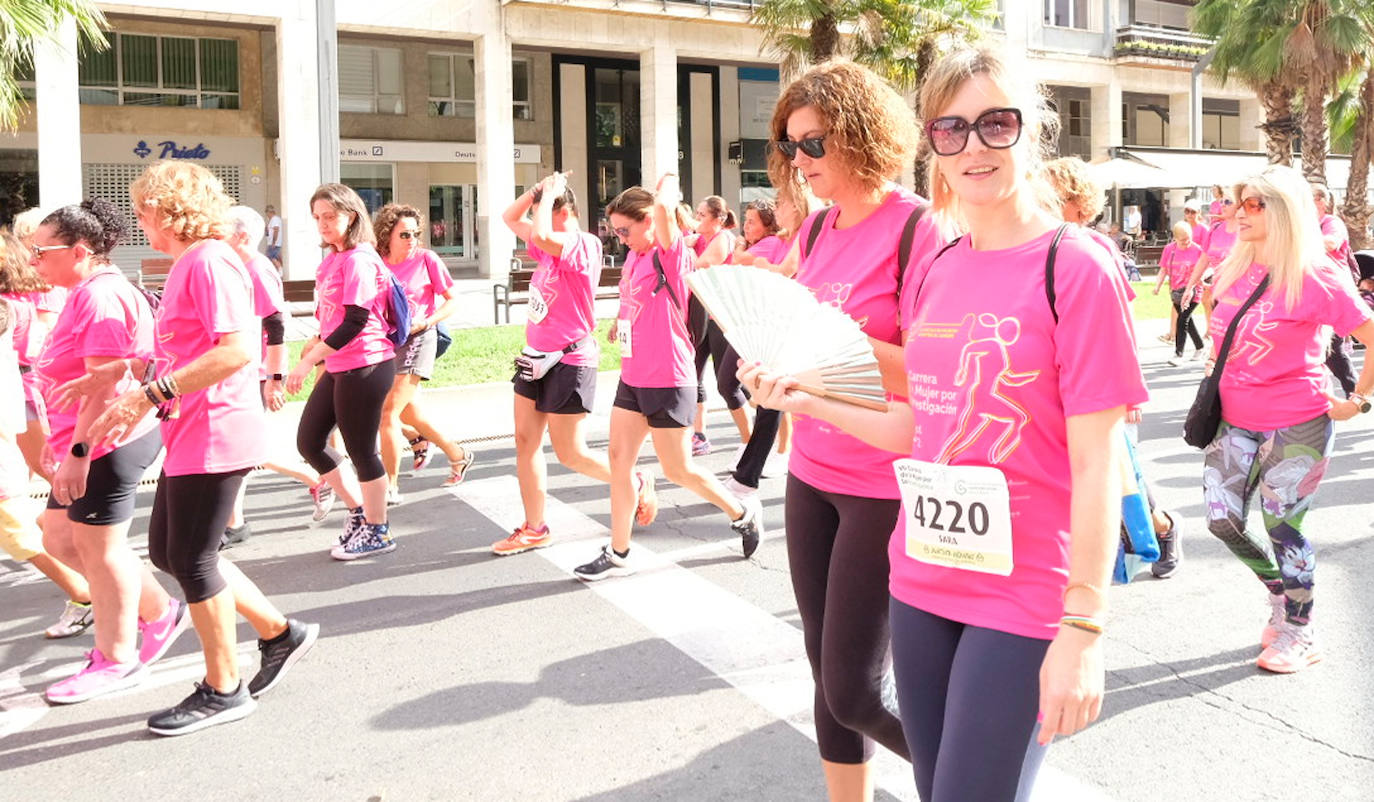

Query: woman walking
[[1153, 221, 1206, 365], [688, 195, 750, 454]]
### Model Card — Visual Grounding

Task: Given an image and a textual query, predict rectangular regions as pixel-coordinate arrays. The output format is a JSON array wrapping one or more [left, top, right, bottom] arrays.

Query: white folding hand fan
[[687, 265, 887, 411]]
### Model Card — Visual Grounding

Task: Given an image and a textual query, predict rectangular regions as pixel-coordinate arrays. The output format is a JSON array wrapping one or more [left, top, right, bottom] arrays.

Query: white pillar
[[718, 66, 742, 207], [34, 17, 82, 210], [1090, 82, 1123, 158], [1168, 93, 1191, 149], [475, 7, 515, 281], [1238, 96, 1263, 152], [276, 2, 325, 281], [639, 40, 678, 188]]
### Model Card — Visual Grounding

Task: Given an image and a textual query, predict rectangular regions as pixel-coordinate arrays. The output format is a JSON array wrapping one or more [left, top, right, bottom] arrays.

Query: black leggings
[[1171, 293, 1203, 356], [1326, 332, 1356, 396], [732, 408, 781, 488], [297, 360, 395, 482], [693, 320, 747, 410], [147, 469, 250, 604], [889, 599, 1050, 802], [785, 475, 908, 764]]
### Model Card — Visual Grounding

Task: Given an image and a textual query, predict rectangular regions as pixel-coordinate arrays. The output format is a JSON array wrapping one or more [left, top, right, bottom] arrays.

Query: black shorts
[[46, 427, 162, 526], [612, 380, 696, 428], [513, 362, 597, 415]]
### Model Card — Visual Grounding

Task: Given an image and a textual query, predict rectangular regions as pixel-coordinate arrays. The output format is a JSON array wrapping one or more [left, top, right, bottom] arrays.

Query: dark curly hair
[[0, 231, 49, 293], [40, 199, 126, 261], [372, 203, 423, 260]]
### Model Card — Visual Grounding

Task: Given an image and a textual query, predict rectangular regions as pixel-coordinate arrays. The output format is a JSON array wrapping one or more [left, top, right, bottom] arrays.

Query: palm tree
[[1333, 68, 1373, 249], [0, 0, 108, 131], [1284, 0, 1374, 184]]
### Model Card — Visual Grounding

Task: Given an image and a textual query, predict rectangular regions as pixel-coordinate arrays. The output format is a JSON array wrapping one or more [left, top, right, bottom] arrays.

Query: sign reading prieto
[[339, 140, 541, 164], [133, 140, 212, 160]]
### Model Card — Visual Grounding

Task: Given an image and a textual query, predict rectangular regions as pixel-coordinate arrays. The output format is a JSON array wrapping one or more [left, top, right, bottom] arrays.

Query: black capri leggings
[[692, 318, 747, 410], [889, 599, 1050, 802], [147, 469, 250, 604], [785, 474, 908, 764], [297, 360, 395, 482]]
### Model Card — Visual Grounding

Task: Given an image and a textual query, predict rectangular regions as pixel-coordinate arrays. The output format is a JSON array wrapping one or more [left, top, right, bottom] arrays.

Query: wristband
[[1059, 615, 1103, 635], [143, 383, 164, 406], [270, 373, 285, 381]]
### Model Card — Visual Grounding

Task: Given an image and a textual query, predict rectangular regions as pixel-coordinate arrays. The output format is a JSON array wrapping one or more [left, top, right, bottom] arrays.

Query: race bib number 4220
[[894, 458, 1014, 576]]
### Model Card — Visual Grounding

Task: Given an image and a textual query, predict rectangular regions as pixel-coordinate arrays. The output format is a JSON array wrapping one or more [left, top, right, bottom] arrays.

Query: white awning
[[1112, 147, 1355, 192]]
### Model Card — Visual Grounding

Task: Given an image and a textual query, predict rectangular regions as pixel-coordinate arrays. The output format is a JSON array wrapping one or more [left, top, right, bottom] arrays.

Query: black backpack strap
[[1043, 224, 1070, 324], [651, 251, 682, 310], [910, 236, 962, 307], [802, 208, 832, 260], [894, 202, 930, 325]]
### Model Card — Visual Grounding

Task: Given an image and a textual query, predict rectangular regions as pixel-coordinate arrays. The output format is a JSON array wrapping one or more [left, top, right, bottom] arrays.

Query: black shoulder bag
[[1182, 275, 1270, 449]]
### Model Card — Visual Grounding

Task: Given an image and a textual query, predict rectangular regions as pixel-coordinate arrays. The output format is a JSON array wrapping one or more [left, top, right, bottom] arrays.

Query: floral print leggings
[[1203, 414, 1332, 625]]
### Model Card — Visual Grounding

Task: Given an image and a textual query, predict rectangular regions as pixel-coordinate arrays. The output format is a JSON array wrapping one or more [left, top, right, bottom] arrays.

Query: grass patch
[[1130, 281, 1173, 321]]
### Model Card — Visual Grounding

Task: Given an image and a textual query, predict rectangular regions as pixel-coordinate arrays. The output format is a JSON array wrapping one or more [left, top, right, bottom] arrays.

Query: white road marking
[[451, 475, 1113, 802]]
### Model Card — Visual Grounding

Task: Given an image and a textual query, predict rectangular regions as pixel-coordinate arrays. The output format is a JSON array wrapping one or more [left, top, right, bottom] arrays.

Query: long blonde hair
[[1212, 165, 1327, 310]]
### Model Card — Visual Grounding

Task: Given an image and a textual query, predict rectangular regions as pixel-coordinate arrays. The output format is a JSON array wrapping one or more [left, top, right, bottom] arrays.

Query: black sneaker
[[147, 681, 256, 736], [730, 496, 764, 558], [218, 523, 253, 551], [573, 546, 634, 581], [247, 619, 320, 698], [1151, 510, 1181, 579]]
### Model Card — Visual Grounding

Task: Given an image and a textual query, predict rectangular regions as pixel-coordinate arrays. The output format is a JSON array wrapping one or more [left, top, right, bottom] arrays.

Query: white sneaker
[[385, 485, 403, 506], [573, 545, 634, 581], [45, 600, 94, 639], [1257, 621, 1321, 673], [1191, 348, 1207, 361], [1167, 356, 1184, 367], [761, 450, 789, 478], [723, 476, 758, 500]]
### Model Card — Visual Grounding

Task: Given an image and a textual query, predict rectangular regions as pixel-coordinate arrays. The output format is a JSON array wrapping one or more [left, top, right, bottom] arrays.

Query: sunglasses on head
[[1239, 197, 1266, 214], [924, 108, 1023, 157], [775, 135, 827, 160]]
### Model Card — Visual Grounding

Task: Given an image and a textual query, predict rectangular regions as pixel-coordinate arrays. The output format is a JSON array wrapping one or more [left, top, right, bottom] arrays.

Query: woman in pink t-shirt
[[494, 172, 656, 556], [688, 195, 750, 456], [571, 174, 763, 581], [1153, 221, 1207, 364], [1201, 165, 1374, 674], [372, 203, 473, 501], [0, 242, 54, 479], [745, 48, 1148, 799], [286, 183, 397, 560], [71, 163, 318, 734]]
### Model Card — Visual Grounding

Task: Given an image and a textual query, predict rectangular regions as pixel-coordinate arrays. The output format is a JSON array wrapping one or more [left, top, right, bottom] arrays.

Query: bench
[[493, 255, 621, 324]]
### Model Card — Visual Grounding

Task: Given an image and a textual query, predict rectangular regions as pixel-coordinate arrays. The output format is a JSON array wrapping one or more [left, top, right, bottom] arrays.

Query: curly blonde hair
[[767, 60, 917, 196], [373, 203, 423, 260], [1043, 157, 1104, 221], [129, 161, 232, 243]]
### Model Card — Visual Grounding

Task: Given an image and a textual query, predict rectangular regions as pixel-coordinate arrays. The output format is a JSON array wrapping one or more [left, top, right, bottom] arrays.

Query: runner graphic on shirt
[[1227, 300, 1279, 368], [935, 313, 1039, 465]]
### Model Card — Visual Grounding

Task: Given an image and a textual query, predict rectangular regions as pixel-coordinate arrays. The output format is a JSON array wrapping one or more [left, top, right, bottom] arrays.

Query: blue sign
[[133, 140, 212, 160]]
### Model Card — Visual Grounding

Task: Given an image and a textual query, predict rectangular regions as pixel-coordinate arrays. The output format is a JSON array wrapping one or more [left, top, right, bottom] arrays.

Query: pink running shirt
[[1209, 260, 1372, 431], [793, 187, 944, 499], [1191, 221, 1208, 245], [1320, 214, 1353, 265], [1, 293, 41, 366], [242, 252, 285, 381], [31, 286, 68, 315], [1202, 221, 1237, 266], [35, 269, 157, 462], [618, 238, 695, 388], [746, 235, 788, 266], [1161, 242, 1205, 291], [315, 244, 396, 373], [893, 226, 1149, 639], [390, 248, 454, 320], [527, 231, 603, 368], [1209, 199, 1225, 218], [154, 239, 266, 476]]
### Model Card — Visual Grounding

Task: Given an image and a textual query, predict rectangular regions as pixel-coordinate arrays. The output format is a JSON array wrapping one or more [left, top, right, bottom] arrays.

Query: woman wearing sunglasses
[[745, 47, 1147, 800], [750, 60, 945, 802], [372, 203, 473, 503], [1182, 188, 1238, 334], [573, 173, 763, 581], [1201, 165, 1374, 673]]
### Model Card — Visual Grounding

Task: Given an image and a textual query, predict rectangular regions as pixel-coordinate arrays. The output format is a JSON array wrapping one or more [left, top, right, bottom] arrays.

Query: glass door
[[588, 65, 640, 259], [428, 184, 477, 260]]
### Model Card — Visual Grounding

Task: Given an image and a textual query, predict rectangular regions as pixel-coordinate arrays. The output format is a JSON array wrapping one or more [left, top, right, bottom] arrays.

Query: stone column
[[639, 39, 678, 188], [276, 1, 325, 280], [1090, 82, 1123, 159], [34, 17, 82, 210], [475, 1, 515, 281], [1168, 92, 1191, 149]]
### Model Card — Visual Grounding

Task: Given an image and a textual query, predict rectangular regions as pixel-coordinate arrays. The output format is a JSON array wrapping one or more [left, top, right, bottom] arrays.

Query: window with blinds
[[427, 51, 533, 121], [77, 33, 239, 109], [339, 45, 404, 115]]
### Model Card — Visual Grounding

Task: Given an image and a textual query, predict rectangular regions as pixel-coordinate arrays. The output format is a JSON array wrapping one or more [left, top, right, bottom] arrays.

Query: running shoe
[[491, 523, 552, 556], [386, 485, 404, 506], [331, 521, 397, 561], [410, 437, 431, 473], [1258, 621, 1322, 673], [730, 496, 765, 559], [309, 481, 335, 522], [45, 649, 146, 705], [247, 618, 320, 697], [1150, 510, 1180, 579], [441, 447, 478, 488], [338, 506, 365, 548], [634, 470, 659, 526], [1261, 593, 1287, 649], [218, 523, 252, 551], [691, 432, 711, 457], [1167, 355, 1184, 367], [138, 597, 190, 666], [573, 545, 634, 581], [45, 600, 93, 639], [147, 681, 256, 736], [1191, 348, 1207, 361], [723, 476, 758, 501]]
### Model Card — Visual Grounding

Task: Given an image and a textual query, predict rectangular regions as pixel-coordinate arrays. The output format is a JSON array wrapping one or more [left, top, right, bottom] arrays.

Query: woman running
[[572, 174, 762, 580], [493, 171, 656, 555], [745, 47, 1147, 800], [688, 195, 750, 455], [1201, 165, 1374, 673], [70, 161, 318, 734], [1153, 221, 1206, 365], [374, 203, 474, 504], [31, 200, 186, 704], [0, 232, 57, 480], [287, 183, 396, 560]]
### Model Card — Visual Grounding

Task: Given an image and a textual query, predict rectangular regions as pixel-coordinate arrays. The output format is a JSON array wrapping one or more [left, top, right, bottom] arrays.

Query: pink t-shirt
[[1209, 260, 1372, 431], [1209, 199, 1225, 218], [793, 187, 944, 499], [390, 248, 454, 320], [1190, 221, 1208, 245], [1320, 214, 1352, 265], [1202, 220, 1237, 266], [1, 293, 41, 366], [31, 286, 68, 315], [746, 235, 788, 265], [242, 252, 285, 381], [1161, 242, 1205, 291], [618, 238, 695, 388], [892, 226, 1149, 639], [154, 239, 266, 476], [1083, 228, 1135, 300], [0, 332, 25, 500], [527, 232, 603, 368], [693, 229, 735, 263], [315, 244, 396, 373], [35, 269, 157, 461]]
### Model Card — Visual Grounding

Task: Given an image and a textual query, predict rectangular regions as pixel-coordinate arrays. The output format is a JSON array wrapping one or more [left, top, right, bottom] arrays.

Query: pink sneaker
[[45, 648, 146, 704], [139, 598, 190, 666]]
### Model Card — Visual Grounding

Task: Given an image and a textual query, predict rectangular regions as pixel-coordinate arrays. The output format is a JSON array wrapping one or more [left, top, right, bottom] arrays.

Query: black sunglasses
[[775, 135, 827, 160], [924, 108, 1023, 157]]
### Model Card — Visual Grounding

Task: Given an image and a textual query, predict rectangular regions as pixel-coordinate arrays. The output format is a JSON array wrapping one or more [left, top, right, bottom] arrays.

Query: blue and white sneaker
[[337, 506, 365, 548], [330, 522, 397, 561]]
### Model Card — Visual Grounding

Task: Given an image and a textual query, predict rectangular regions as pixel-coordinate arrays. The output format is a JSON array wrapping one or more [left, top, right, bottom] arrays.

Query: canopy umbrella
[[1088, 156, 1175, 189]]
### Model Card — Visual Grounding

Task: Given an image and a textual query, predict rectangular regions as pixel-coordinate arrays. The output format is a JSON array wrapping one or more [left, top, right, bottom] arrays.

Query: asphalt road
[[2, 333, 1372, 801]]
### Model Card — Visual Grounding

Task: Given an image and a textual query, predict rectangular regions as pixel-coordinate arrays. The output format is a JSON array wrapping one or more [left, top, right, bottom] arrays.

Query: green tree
[[0, 0, 108, 131], [1331, 67, 1373, 249]]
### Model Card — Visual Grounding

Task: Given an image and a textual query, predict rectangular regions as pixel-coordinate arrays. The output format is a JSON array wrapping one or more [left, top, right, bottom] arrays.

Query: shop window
[[339, 45, 404, 115], [340, 163, 394, 215], [76, 33, 239, 109], [428, 51, 534, 121]]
